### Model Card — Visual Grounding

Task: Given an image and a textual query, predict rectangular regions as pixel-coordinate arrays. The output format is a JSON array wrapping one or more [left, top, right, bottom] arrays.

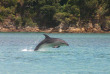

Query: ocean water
[[0, 33, 110, 74]]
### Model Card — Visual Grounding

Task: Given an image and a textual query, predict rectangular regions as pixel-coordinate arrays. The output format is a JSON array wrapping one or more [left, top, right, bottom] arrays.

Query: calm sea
[[0, 33, 110, 74]]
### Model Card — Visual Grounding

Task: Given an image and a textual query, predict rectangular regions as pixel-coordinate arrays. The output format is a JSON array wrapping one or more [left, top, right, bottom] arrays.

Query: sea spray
[[21, 49, 33, 52]]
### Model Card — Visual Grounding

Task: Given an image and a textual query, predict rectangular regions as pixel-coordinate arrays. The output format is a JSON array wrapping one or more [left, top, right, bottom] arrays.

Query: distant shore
[[0, 26, 110, 33]]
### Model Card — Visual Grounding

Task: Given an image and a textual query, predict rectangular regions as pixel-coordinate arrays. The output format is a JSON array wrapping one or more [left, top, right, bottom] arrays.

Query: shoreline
[[0, 27, 110, 33]]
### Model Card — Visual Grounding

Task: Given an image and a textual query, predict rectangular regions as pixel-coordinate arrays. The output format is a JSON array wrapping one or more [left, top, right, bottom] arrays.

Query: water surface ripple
[[0, 33, 110, 74]]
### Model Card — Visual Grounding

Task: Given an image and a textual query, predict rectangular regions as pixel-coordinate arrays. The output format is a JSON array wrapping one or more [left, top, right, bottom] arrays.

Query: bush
[[0, 15, 3, 22], [15, 16, 22, 29], [0, 7, 11, 17], [106, 16, 110, 29], [54, 12, 78, 25], [20, 17, 37, 27]]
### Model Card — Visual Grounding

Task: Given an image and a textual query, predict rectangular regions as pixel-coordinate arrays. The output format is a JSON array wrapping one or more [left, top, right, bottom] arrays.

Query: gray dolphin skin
[[34, 34, 69, 51]]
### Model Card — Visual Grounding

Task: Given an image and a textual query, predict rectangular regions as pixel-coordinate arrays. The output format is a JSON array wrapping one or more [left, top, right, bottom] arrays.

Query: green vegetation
[[0, 0, 110, 31]]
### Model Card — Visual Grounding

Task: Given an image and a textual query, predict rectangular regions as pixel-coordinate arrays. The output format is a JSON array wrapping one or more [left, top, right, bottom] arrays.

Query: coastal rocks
[[66, 27, 85, 33], [0, 27, 10, 32], [88, 22, 93, 28], [39, 28, 53, 33], [0, 20, 107, 33], [59, 28, 63, 32], [84, 22, 101, 32], [0, 25, 40, 32], [94, 23, 101, 31], [23, 26, 39, 32]]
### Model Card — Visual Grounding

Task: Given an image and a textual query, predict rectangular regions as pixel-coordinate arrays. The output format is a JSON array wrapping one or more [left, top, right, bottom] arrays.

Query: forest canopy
[[0, 0, 110, 30]]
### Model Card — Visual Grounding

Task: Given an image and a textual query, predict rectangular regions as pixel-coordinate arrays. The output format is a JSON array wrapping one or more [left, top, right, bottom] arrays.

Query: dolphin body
[[34, 34, 69, 51]]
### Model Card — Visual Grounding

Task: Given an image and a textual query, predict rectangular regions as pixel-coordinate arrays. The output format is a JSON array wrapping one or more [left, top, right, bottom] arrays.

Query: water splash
[[21, 48, 34, 52], [21, 48, 48, 52]]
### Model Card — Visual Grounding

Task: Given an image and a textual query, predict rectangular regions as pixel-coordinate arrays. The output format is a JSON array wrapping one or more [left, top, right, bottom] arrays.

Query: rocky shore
[[0, 19, 109, 33], [0, 24, 109, 33]]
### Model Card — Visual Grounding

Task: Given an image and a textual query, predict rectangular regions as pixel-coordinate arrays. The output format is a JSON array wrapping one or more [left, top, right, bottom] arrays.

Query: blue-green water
[[0, 33, 110, 74]]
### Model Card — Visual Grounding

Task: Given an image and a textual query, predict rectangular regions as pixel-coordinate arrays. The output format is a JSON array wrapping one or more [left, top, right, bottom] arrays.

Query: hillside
[[0, 0, 110, 32]]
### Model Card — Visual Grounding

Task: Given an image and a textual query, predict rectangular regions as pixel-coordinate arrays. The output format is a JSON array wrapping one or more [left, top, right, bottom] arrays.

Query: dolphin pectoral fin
[[53, 45, 60, 48]]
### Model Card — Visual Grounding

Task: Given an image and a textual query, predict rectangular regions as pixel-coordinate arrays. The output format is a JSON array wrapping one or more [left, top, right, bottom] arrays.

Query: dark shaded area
[[60, 0, 68, 5]]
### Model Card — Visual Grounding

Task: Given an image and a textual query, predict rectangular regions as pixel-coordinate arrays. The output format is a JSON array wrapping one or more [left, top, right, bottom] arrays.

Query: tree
[[39, 5, 56, 28]]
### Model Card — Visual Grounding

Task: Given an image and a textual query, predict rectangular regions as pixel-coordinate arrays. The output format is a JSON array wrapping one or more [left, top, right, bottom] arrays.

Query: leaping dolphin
[[34, 34, 69, 51]]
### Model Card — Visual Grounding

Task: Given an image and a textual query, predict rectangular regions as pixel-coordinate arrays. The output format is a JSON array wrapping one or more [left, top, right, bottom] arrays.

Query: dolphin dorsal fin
[[43, 34, 50, 39]]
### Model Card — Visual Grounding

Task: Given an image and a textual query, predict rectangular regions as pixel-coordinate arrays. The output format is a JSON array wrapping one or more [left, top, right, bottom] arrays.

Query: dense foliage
[[0, 0, 110, 30]]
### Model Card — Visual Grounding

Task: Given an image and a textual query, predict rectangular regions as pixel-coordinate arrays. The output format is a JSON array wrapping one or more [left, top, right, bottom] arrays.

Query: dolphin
[[34, 34, 69, 51]]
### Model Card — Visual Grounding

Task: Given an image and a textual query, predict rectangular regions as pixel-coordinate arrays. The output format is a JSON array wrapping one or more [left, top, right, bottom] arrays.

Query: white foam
[[21, 49, 33, 52], [21, 47, 50, 52]]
